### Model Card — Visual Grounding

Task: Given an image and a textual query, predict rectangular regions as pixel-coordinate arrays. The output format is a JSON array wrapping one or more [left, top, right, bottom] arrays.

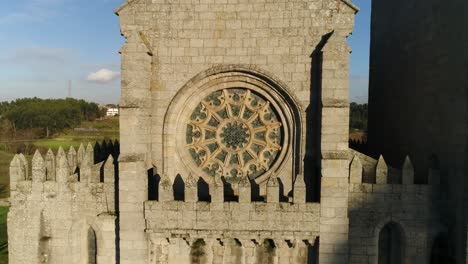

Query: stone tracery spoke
[[246, 113, 259, 123], [252, 139, 267, 146], [225, 103, 234, 119], [245, 149, 259, 160], [224, 153, 232, 166], [252, 127, 267, 133], [198, 123, 217, 132], [238, 104, 247, 120]]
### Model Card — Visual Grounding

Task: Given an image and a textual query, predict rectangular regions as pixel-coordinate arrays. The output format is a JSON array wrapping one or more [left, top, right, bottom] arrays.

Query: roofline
[[115, 0, 360, 16], [114, 0, 136, 15], [340, 0, 360, 13]]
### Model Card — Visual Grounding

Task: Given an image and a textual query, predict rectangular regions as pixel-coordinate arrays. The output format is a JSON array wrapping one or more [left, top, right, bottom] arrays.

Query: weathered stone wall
[[348, 152, 443, 264], [143, 171, 318, 263], [367, 0, 468, 262], [116, 0, 358, 263], [116, 0, 357, 191], [8, 145, 116, 264]]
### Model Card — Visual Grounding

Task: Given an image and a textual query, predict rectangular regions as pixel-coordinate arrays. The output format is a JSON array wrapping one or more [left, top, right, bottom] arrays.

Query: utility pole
[[68, 80, 71, 98]]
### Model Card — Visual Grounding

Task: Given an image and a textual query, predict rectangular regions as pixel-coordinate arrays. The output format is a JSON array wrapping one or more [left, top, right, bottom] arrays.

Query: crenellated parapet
[[145, 173, 319, 248], [8, 143, 117, 264], [10, 143, 115, 203], [348, 150, 442, 264]]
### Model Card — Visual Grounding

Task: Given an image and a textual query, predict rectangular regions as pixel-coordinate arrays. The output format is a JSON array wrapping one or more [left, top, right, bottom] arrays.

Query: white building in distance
[[106, 108, 119, 116]]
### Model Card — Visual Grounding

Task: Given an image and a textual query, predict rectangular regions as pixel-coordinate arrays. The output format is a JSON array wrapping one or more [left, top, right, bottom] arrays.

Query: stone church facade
[[6, 0, 452, 263]]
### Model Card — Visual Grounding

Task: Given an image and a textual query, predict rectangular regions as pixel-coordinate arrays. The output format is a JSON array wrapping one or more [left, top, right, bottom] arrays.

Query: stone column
[[119, 158, 148, 263], [149, 237, 169, 264], [266, 177, 279, 203], [276, 240, 292, 264], [96, 214, 117, 264], [210, 239, 225, 264], [240, 239, 257, 264], [318, 32, 351, 264], [118, 27, 153, 263], [292, 240, 309, 264]]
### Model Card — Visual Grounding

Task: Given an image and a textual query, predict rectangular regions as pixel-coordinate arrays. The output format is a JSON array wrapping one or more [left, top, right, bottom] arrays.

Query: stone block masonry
[[7, 0, 366, 263], [116, 0, 358, 262], [348, 151, 443, 264], [145, 172, 319, 263], [8, 144, 117, 264], [6, 0, 461, 262]]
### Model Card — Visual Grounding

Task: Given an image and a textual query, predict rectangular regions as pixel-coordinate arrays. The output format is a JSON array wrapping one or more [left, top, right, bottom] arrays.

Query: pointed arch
[[430, 232, 453, 264], [378, 222, 404, 264], [256, 239, 277, 264], [68, 220, 100, 264]]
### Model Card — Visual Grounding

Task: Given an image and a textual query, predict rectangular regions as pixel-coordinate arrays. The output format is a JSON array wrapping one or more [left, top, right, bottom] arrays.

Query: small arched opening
[[378, 222, 404, 264], [87, 227, 97, 264], [256, 239, 276, 264], [190, 239, 207, 264], [430, 233, 453, 264]]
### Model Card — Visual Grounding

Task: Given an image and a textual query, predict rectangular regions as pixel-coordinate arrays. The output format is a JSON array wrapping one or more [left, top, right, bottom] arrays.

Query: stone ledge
[[118, 153, 146, 162], [321, 151, 350, 160], [322, 99, 349, 108], [145, 201, 320, 233]]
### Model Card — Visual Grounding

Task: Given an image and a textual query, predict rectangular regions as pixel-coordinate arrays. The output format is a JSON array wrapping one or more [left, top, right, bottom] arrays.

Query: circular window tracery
[[186, 88, 284, 181]]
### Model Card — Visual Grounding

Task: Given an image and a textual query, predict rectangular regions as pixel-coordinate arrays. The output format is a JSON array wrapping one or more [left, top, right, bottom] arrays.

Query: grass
[[0, 207, 8, 264], [33, 140, 83, 151], [81, 116, 119, 132], [0, 152, 13, 199], [33, 117, 119, 151]]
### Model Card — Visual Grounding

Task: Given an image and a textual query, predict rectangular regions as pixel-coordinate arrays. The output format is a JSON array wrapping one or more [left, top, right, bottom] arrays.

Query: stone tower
[[367, 0, 468, 262], [115, 0, 357, 263]]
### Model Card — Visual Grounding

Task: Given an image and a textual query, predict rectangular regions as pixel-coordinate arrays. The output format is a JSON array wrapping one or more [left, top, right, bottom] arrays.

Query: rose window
[[186, 88, 283, 181]]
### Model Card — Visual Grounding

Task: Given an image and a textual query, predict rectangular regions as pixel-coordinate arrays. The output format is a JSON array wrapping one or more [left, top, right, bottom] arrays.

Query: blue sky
[[348, 0, 371, 104], [0, 0, 371, 104]]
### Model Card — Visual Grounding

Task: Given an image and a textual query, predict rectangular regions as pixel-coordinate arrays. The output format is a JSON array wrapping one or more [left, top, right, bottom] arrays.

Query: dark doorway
[[430, 233, 453, 264], [378, 222, 403, 264]]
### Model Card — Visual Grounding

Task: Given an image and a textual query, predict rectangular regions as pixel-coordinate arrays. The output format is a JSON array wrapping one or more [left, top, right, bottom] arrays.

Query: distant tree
[[105, 104, 118, 108], [0, 97, 105, 138], [350, 102, 368, 130]]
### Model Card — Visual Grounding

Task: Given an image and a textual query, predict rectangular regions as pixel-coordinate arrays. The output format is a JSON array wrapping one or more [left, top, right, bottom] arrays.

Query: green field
[[0, 152, 13, 199], [34, 117, 119, 151], [0, 207, 8, 264]]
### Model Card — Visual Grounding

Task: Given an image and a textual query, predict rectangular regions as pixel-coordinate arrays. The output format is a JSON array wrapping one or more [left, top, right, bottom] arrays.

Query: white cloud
[[86, 68, 120, 84]]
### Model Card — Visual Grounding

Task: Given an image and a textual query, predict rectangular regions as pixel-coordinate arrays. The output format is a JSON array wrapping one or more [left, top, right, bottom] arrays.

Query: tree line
[[350, 102, 368, 130], [0, 98, 105, 139]]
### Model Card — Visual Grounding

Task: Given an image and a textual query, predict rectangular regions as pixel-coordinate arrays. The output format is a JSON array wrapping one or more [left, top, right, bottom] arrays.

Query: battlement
[[348, 151, 441, 263], [348, 151, 441, 207], [9, 143, 116, 203], [145, 173, 319, 242], [349, 150, 440, 186], [8, 142, 118, 263], [154, 172, 309, 204]]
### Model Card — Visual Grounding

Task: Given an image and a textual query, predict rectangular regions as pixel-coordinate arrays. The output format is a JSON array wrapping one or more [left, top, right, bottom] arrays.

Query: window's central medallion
[[186, 88, 283, 181], [219, 121, 250, 150]]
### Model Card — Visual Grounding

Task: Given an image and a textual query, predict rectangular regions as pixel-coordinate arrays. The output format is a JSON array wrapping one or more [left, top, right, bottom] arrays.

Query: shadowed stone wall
[[367, 0, 468, 262]]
